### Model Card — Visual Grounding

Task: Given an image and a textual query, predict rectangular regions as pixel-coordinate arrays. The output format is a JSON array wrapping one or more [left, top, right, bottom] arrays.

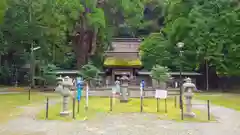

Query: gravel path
[[1, 100, 240, 135]]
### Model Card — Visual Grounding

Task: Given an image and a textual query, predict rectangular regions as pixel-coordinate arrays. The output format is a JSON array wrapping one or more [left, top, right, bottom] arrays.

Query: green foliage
[[141, 0, 240, 76], [0, 65, 11, 83], [87, 8, 106, 29], [39, 64, 60, 85], [104, 0, 145, 37], [0, 0, 84, 85], [140, 33, 172, 70], [79, 62, 100, 81], [0, 0, 7, 23], [1, 0, 239, 87], [150, 65, 170, 82]]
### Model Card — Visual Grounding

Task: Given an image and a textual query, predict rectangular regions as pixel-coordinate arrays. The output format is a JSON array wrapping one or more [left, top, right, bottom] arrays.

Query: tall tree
[[140, 0, 240, 89]]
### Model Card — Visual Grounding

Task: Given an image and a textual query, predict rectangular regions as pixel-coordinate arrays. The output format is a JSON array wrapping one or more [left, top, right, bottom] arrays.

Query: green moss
[[195, 93, 240, 111], [104, 57, 142, 66], [0, 92, 58, 123]]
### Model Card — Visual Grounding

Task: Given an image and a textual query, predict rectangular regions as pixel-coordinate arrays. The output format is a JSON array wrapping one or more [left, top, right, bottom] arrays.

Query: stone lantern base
[[184, 112, 196, 118], [60, 111, 71, 116], [119, 86, 129, 103]]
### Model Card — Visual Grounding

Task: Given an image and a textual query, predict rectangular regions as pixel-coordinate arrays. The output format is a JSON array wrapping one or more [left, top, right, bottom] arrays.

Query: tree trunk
[[72, 0, 105, 69], [90, 29, 98, 55], [198, 61, 220, 90], [73, 14, 89, 69]]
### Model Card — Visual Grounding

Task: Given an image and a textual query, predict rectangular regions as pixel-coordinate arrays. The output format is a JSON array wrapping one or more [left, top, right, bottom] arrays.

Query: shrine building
[[101, 38, 152, 87]]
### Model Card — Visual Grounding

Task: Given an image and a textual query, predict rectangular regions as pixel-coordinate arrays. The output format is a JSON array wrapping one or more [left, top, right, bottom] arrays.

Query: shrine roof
[[103, 57, 142, 67]]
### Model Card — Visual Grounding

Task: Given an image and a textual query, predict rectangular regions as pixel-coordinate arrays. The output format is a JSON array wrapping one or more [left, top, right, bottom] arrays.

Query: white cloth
[[115, 80, 121, 93]]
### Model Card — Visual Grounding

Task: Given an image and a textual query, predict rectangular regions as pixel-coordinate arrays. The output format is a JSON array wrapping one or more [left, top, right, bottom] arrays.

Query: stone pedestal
[[60, 96, 70, 116], [120, 84, 129, 102], [184, 92, 195, 117], [182, 78, 197, 118], [55, 76, 73, 117], [120, 75, 129, 103]]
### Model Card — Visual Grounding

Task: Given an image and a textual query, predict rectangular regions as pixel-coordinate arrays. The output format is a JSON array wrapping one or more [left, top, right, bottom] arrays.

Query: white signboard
[[155, 90, 167, 99]]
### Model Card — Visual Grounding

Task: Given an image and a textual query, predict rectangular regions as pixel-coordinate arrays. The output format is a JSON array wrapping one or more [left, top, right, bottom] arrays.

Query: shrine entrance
[[114, 75, 122, 81], [113, 70, 131, 81]]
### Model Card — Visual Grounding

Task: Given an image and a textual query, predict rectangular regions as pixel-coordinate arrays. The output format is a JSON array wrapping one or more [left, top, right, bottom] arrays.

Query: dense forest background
[[0, 0, 239, 89]]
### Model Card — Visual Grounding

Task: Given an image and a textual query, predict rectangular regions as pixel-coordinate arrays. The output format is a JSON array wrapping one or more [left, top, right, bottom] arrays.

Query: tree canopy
[[0, 0, 239, 88], [141, 0, 240, 77]]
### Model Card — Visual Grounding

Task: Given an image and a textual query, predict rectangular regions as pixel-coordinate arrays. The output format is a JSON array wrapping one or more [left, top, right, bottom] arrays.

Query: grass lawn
[[0, 92, 58, 123], [37, 97, 214, 122], [195, 92, 240, 111]]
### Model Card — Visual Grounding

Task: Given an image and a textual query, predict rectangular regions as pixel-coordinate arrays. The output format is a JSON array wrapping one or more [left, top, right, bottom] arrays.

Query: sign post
[[155, 89, 168, 113], [76, 77, 83, 113], [140, 80, 144, 112]]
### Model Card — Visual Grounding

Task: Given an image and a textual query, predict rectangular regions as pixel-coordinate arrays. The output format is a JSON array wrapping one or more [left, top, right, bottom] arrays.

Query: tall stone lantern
[[55, 76, 73, 116], [182, 77, 197, 118], [120, 75, 130, 102]]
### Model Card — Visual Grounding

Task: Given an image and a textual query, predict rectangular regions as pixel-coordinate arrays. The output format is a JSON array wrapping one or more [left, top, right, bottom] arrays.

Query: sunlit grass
[[37, 97, 215, 122], [0, 92, 58, 123], [195, 93, 240, 111]]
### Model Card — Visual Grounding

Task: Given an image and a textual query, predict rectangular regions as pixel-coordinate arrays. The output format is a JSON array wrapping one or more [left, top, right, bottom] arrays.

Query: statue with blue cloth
[[76, 77, 84, 101]]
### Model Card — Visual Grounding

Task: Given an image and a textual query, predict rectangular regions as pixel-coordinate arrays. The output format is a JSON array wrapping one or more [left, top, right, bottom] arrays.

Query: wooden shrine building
[[102, 38, 143, 86], [101, 38, 201, 88]]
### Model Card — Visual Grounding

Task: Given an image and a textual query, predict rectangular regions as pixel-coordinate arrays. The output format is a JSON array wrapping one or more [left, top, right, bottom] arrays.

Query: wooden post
[[45, 97, 49, 119], [181, 105, 184, 120], [174, 96, 177, 108], [140, 96, 143, 112], [207, 100, 210, 120], [77, 100, 80, 113], [72, 98, 76, 119], [165, 98, 167, 113], [28, 88, 31, 100], [110, 95, 113, 111]]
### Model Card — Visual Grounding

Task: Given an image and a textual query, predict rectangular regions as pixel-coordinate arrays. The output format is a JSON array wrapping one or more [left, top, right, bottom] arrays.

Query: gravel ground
[[0, 99, 240, 135]]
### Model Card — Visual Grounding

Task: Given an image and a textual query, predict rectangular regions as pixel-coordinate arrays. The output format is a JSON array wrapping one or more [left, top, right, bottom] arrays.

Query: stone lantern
[[55, 75, 63, 92], [120, 75, 130, 102], [55, 76, 74, 116], [182, 77, 197, 118]]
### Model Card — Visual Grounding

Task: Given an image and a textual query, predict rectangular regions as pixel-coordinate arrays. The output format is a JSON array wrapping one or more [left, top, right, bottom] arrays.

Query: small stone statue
[[182, 77, 197, 118], [55, 76, 74, 116], [120, 75, 130, 102]]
